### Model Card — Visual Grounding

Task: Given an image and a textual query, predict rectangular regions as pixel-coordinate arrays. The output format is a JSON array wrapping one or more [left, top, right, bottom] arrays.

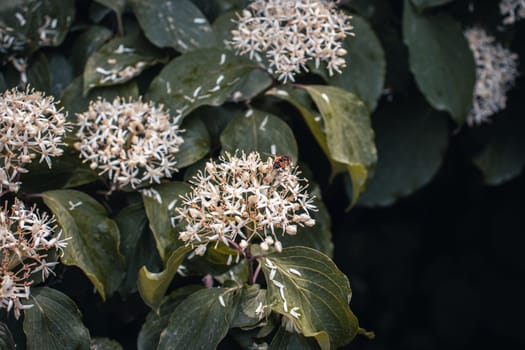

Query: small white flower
[[174, 151, 316, 255], [500, 0, 525, 24], [231, 0, 354, 82], [464, 28, 519, 125], [0, 199, 67, 319], [75, 98, 184, 189]]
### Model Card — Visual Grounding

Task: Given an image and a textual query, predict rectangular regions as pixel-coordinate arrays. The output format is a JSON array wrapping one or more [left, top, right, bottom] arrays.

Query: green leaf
[[269, 327, 321, 350], [303, 85, 377, 206], [23, 287, 90, 350], [60, 76, 139, 117], [138, 245, 191, 310], [278, 198, 333, 258], [0, 322, 15, 350], [130, 0, 216, 52], [220, 109, 298, 161], [94, 0, 125, 33], [142, 181, 191, 262], [328, 15, 386, 111], [42, 190, 125, 301], [48, 53, 73, 97], [411, 0, 454, 9], [403, 0, 475, 124], [71, 25, 113, 75], [90, 337, 123, 350], [27, 53, 51, 92], [472, 115, 525, 186], [231, 285, 269, 329], [146, 48, 258, 119], [176, 116, 211, 168], [258, 246, 359, 349], [358, 99, 449, 207], [83, 34, 168, 94], [115, 202, 162, 295], [138, 285, 202, 350], [157, 287, 240, 350]]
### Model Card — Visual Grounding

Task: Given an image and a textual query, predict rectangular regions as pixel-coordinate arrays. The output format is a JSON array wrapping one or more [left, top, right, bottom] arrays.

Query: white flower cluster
[[75, 98, 184, 190], [174, 151, 316, 256], [231, 0, 353, 82], [464, 28, 519, 125], [0, 88, 68, 193], [0, 199, 67, 319], [500, 0, 525, 24]]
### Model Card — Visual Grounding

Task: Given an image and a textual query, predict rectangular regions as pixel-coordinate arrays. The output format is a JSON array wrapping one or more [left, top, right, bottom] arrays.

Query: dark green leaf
[[176, 116, 211, 168], [403, 0, 475, 123], [48, 53, 73, 97], [269, 326, 321, 350], [157, 287, 240, 350], [257, 246, 359, 350], [138, 246, 191, 310], [0, 322, 15, 350], [83, 34, 167, 94], [146, 48, 258, 119], [71, 25, 113, 75], [42, 190, 125, 300], [328, 15, 386, 111], [231, 285, 269, 329], [94, 0, 125, 33], [138, 285, 202, 350], [60, 76, 139, 117], [27, 53, 51, 92], [411, 0, 454, 9], [220, 109, 298, 161], [472, 115, 525, 186], [130, 0, 216, 52], [303, 85, 377, 206], [278, 198, 333, 257], [142, 181, 191, 261], [211, 10, 236, 47], [90, 337, 123, 350], [359, 99, 449, 207], [115, 202, 162, 295], [23, 287, 90, 350]]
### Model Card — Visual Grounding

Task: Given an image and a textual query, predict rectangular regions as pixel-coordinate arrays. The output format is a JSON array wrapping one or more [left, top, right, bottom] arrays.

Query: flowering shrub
[[0, 0, 522, 349]]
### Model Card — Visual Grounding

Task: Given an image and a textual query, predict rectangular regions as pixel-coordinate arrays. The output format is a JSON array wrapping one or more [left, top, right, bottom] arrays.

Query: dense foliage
[[0, 0, 523, 349]]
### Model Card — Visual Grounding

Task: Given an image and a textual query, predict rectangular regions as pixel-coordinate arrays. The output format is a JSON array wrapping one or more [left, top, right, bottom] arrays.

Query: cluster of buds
[[464, 28, 519, 125], [500, 0, 525, 25], [174, 151, 316, 257], [75, 98, 184, 190], [0, 199, 67, 319], [231, 0, 353, 82], [0, 88, 68, 193]]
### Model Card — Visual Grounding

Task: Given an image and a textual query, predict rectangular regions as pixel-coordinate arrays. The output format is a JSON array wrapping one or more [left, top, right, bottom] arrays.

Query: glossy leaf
[[23, 287, 90, 350], [328, 15, 386, 111], [138, 245, 191, 310], [411, 0, 454, 9], [60, 76, 139, 117], [71, 25, 113, 75], [89, 338, 123, 350], [94, 0, 125, 33], [303, 85, 377, 205], [157, 287, 240, 350], [258, 246, 359, 350], [472, 115, 525, 186], [115, 202, 162, 295], [83, 34, 167, 93], [130, 0, 216, 52], [142, 181, 191, 262], [48, 53, 73, 97], [176, 116, 211, 168], [220, 109, 298, 161], [138, 285, 202, 350], [231, 285, 269, 329], [359, 100, 449, 207], [0, 322, 15, 350], [42, 190, 125, 300], [146, 48, 258, 119], [403, 0, 475, 124]]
